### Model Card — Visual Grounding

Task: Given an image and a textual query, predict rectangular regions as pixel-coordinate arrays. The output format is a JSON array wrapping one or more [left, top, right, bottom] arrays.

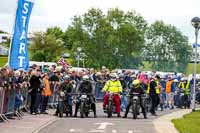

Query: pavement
[[153, 109, 192, 133], [0, 103, 192, 133], [0, 110, 57, 133]]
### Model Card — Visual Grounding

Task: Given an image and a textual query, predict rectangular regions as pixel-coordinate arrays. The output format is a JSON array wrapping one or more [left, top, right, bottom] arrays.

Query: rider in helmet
[[74, 75, 97, 118], [123, 79, 147, 119], [55, 75, 73, 116], [102, 73, 122, 117]]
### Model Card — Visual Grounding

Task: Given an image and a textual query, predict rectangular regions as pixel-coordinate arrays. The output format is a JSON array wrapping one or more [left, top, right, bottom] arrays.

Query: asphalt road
[[39, 103, 177, 133]]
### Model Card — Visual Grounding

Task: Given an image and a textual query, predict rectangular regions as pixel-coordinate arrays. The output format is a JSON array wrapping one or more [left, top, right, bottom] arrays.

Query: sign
[[9, 0, 35, 70]]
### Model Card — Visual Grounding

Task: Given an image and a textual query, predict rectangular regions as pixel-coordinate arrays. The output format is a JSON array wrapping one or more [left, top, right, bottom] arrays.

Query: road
[[39, 103, 176, 133]]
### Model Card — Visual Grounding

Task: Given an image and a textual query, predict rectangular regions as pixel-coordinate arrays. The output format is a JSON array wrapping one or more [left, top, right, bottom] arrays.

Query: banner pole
[[8, 0, 19, 69]]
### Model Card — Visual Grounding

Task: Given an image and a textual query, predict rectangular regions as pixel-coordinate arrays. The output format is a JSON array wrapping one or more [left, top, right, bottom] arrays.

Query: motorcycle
[[130, 92, 140, 119], [143, 93, 152, 113], [58, 91, 71, 118], [105, 92, 117, 118], [178, 89, 189, 109], [79, 93, 92, 118]]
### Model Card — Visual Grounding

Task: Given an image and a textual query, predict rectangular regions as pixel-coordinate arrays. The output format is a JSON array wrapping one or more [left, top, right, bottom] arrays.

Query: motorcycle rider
[[74, 75, 97, 118], [55, 75, 73, 116], [102, 73, 122, 117], [123, 79, 147, 119]]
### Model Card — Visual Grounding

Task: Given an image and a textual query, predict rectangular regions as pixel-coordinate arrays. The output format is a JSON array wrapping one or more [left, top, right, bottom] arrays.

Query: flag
[[9, 0, 35, 70], [57, 57, 69, 68]]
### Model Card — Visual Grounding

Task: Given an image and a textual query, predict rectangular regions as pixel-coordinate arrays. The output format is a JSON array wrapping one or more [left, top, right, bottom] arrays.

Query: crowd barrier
[[47, 81, 105, 109], [0, 80, 134, 122], [0, 83, 31, 122], [48, 82, 59, 108], [94, 82, 105, 100]]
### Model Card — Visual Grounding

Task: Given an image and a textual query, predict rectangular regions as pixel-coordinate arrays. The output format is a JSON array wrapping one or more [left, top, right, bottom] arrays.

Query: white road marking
[[69, 129, 83, 132], [94, 122, 114, 130], [89, 129, 105, 133], [69, 129, 75, 132], [128, 130, 133, 133], [112, 129, 117, 133]]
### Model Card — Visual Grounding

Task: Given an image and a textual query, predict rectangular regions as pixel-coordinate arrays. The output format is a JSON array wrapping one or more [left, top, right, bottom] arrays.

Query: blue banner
[[192, 43, 200, 48], [9, 0, 35, 70]]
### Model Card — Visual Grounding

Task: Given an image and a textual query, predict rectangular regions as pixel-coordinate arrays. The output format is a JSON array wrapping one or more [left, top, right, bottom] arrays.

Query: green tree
[[46, 27, 64, 39], [144, 21, 192, 72], [66, 8, 147, 69], [29, 32, 63, 62]]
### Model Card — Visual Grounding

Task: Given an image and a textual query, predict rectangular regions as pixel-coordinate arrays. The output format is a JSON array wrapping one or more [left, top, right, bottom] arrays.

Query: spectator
[[41, 73, 52, 114], [29, 69, 41, 115]]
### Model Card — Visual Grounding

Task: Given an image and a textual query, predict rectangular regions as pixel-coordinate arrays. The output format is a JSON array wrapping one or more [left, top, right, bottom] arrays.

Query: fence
[[48, 82, 59, 108], [0, 80, 107, 122], [0, 83, 30, 122]]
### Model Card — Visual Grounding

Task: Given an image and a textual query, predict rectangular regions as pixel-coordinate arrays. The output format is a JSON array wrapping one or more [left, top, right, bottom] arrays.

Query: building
[[0, 33, 10, 43], [0, 45, 9, 55]]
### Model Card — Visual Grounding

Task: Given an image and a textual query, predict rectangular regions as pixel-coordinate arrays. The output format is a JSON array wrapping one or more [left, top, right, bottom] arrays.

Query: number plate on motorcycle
[[81, 95, 87, 98], [60, 92, 65, 96], [133, 96, 138, 100]]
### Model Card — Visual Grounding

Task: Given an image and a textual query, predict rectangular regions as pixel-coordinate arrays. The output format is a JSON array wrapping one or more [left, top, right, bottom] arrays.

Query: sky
[[0, 0, 199, 42]]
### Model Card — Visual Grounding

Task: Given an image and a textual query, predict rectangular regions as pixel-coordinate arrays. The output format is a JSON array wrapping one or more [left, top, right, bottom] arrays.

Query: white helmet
[[82, 75, 89, 81], [173, 79, 179, 82], [110, 73, 118, 81], [131, 74, 136, 78], [180, 78, 184, 81], [110, 73, 117, 78], [63, 75, 71, 80]]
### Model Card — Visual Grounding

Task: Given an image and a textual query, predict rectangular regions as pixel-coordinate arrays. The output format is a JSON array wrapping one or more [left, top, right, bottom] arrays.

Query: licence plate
[[81, 95, 87, 98]]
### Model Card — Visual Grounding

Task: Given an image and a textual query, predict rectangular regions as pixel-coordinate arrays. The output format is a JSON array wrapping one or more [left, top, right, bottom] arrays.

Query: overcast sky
[[0, 0, 199, 42]]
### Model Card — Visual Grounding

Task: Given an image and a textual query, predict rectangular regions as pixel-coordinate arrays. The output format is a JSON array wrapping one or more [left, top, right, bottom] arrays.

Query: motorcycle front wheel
[[107, 100, 113, 118], [80, 102, 85, 118], [132, 101, 138, 119]]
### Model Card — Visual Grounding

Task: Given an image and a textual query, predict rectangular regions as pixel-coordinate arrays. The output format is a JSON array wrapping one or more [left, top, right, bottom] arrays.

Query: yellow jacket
[[147, 80, 160, 94], [102, 80, 122, 93]]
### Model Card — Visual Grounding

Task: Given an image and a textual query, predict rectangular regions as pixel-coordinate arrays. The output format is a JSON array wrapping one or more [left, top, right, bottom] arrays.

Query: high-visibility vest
[[166, 80, 173, 93], [178, 81, 190, 95], [147, 80, 160, 94], [42, 78, 52, 96]]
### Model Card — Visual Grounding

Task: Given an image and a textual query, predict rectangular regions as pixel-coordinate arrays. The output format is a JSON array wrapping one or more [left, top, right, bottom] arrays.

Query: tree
[[29, 32, 63, 62], [66, 8, 147, 69], [144, 21, 192, 72]]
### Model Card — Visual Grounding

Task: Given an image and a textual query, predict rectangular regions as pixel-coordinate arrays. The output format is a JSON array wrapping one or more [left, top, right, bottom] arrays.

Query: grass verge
[[0, 56, 8, 67], [172, 110, 200, 133]]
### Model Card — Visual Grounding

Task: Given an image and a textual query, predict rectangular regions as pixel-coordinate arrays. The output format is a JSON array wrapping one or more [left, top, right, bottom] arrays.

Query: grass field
[[172, 110, 200, 133], [0, 56, 8, 67], [186, 63, 200, 75]]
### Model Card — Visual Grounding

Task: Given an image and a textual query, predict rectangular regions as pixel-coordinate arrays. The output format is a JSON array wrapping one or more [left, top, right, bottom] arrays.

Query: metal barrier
[[48, 82, 59, 108], [0, 87, 8, 122], [94, 82, 105, 100], [0, 83, 29, 122], [0, 80, 106, 122]]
